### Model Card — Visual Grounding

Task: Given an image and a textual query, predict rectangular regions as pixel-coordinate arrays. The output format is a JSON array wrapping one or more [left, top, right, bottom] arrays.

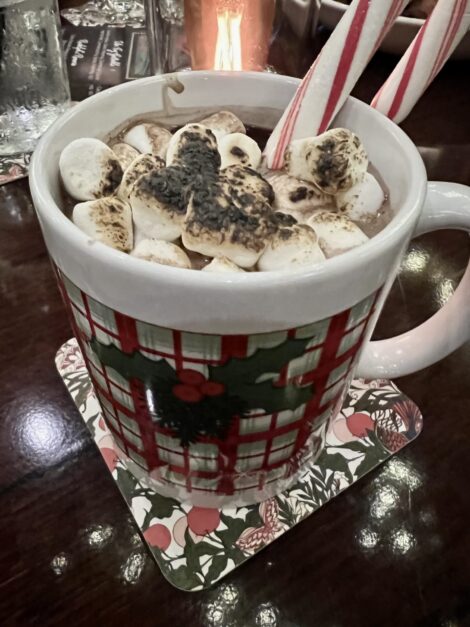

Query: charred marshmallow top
[[61, 112, 385, 271]]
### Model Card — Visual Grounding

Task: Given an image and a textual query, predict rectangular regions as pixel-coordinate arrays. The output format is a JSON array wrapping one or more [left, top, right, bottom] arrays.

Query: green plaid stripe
[[246, 330, 288, 356], [296, 317, 330, 342], [347, 293, 375, 330], [87, 296, 118, 333], [286, 347, 322, 378], [268, 445, 295, 465], [337, 320, 367, 356], [136, 320, 175, 351]]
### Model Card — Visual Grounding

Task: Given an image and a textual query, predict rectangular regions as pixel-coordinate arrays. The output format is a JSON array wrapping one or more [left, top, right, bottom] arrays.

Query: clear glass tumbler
[[0, 0, 71, 156]]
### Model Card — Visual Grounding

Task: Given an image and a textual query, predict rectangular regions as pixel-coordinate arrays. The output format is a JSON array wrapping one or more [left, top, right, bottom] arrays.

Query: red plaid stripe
[[114, 312, 162, 469], [55, 266, 380, 495]]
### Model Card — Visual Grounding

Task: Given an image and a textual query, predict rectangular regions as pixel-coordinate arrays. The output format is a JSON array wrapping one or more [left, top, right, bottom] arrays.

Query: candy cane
[[264, 0, 407, 169], [371, 0, 470, 124]]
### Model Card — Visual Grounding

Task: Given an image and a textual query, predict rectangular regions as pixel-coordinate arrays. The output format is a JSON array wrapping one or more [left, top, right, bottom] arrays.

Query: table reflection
[[401, 249, 430, 274], [382, 457, 422, 490], [204, 583, 241, 625], [357, 528, 379, 550], [255, 602, 279, 626], [120, 550, 148, 584], [19, 404, 68, 465], [84, 523, 115, 549], [390, 527, 416, 555], [355, 456, 428, 560], [50, 552, 70, 576], [369, 484, 400, 519], [435, 278, 456, 307]]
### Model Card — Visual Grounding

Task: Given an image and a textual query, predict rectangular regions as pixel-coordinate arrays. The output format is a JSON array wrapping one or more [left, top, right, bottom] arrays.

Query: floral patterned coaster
[[56, 338, 423, 591], [0, 153, 30, 186]]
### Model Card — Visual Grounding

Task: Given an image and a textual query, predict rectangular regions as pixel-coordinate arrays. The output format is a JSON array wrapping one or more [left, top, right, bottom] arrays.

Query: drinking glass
[[61, 0, 146, 27], [0, 0, 71, 156]]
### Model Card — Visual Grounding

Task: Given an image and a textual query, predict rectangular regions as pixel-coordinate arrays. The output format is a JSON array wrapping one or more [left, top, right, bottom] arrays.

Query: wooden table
[[1, 47, 470, 626]]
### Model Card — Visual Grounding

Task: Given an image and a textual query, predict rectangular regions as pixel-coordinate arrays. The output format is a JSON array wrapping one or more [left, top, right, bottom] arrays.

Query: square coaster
[[0, 153, 30, 185], [56, 338, 422, 591]]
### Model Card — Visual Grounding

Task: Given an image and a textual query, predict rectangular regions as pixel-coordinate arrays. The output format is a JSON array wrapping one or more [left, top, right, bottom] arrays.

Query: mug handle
[[357, 181, 470, 378]]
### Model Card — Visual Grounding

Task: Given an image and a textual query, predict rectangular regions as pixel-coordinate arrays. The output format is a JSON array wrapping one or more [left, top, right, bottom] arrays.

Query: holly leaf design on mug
[[208, 335, 314, 413], [88, 334, 314, 443], [89, 337, 177, 385]]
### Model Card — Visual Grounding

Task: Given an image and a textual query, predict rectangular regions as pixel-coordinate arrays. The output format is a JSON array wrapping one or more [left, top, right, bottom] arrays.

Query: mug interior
[[30, 71, 427, 333], [36, 71, 423, 245]]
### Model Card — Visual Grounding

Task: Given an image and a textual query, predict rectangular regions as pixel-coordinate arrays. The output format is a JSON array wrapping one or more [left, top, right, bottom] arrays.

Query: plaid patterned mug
[[30, 72, 470, 506]]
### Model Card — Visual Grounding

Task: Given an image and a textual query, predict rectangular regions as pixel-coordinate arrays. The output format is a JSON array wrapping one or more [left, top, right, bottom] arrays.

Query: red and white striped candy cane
[[371, 0, 470, 124], [264, 0, 407, 170]]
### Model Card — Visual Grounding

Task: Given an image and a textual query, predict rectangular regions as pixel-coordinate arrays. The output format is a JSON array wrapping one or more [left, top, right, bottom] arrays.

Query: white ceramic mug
[[30, 72, 470, 506]]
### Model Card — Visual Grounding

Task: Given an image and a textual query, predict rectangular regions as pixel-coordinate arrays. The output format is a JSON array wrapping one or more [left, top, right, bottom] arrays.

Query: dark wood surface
[[1, 33, 470, 627]]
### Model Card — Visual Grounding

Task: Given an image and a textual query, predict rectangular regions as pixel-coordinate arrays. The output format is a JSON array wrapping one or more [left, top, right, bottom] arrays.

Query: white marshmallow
[[129, 167, 190, 242], [307, 211, 369, 258], [73, 197, 133, 252], [111, 142, 140, 170], [258, 216, 325, 272], [123, 123, 172, 158], [59, 138, 123, 201], [131, 239, 191, 269], [221, 164, 274, 206], [198, 111, 246, 139], [218, 133, 261, 170], [166, 123, 220, 173], [182, 178, 273, 268], [336, 172, 384, 222], [265, 171, 333, 222], [202, 257, 245, 273], [118, 153, 165, 200], [286, 128, 368, 195]]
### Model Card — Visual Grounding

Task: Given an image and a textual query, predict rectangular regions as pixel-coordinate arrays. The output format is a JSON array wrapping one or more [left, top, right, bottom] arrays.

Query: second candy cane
[[371, 0, 470, 124], [264, 0, 407, 170]]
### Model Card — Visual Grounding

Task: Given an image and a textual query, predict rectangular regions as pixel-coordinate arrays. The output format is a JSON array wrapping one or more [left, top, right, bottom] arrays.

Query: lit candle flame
[[213, 8, 243, 71], [185, 0, 275, 71]]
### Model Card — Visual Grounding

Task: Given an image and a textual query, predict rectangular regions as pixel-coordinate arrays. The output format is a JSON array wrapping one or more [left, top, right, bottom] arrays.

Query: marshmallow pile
[[59, 111, 385, 272]]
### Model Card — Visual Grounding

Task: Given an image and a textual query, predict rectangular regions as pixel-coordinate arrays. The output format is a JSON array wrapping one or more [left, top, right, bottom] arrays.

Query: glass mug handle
[[357, 182, 470, 378]]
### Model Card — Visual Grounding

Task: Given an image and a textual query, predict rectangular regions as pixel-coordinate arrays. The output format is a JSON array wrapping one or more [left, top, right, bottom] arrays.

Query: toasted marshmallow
[[73, 197, 132, 252], [265, 171, 332, 222], [202, 257, 245, 273], [118, 153, 165, 200], [166, 123, 220, 173], [123, 123, 172, 158], [307, 211, 369, 257], [198, 111, 246, 139], [222, 164, 274, 206], [285, 128, 368, 195], [129, 166, 191, 242], [218, 133, 262, 170], [111, 142, 140, 170], [59, 138, 123, 201], [258, 214, 325, 272], [182, 178, 274, 268], [336, 172, 384, 222], [131, 239, 191, 269]]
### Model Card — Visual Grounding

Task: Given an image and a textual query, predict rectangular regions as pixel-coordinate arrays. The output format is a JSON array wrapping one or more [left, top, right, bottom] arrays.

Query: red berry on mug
[[172, 383, 204, 403], [200, 381, 225, 397], [177, 369, 206, 386]]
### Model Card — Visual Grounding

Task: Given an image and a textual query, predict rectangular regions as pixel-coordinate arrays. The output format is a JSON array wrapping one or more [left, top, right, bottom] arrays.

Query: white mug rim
[[30, 70, 427, 292]]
